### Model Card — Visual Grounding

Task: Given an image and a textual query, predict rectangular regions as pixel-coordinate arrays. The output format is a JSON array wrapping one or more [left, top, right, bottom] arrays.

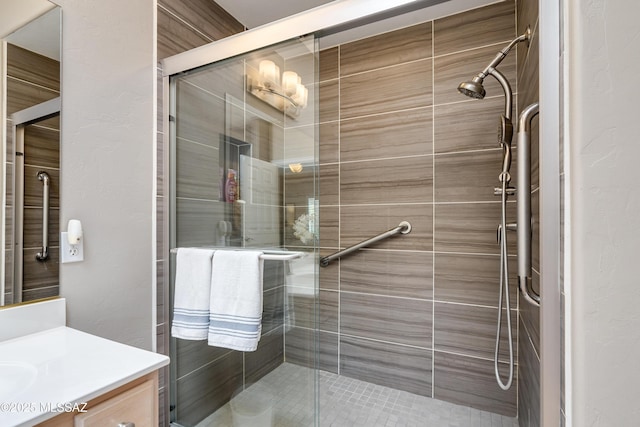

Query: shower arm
[[517, 102, 540, 307]]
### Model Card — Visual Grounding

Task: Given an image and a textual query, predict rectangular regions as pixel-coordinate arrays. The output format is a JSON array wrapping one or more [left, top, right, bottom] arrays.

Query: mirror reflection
[[1, 3, 61, 306]]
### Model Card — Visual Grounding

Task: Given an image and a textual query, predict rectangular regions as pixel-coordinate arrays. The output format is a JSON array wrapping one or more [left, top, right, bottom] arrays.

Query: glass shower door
[[168, 35, 319, 427]]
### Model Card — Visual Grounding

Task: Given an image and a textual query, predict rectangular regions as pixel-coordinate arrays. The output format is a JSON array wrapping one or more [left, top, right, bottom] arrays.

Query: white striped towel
[[208, 250, 264, 352], [171, 248, 215, 340]]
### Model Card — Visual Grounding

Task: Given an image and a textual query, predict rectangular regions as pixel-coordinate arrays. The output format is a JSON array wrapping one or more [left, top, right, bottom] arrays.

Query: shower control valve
[[494, 186, 516, 196]]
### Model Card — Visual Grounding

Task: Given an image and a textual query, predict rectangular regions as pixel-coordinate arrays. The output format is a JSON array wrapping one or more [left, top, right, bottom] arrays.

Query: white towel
[[171, 248, 215, 340], [208, 250, 264, 352]]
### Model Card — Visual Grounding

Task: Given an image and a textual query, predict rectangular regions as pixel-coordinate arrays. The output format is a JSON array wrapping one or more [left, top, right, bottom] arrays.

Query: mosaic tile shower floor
[[196, 363, 519, 427]]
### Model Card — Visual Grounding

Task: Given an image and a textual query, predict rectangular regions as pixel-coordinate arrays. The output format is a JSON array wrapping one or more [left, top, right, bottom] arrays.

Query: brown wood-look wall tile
[[532, 188, 540, 271], [6, 77, 59, 115], [434, 1, 515, 56], [320, 163, 338, 206], [23, 207, 59, 248], [285, 167, 313, 207], [341, 249, 432, 299], [320, 80, 339, 123], [159, 0, 243, 44], [433, 351, 516, 416], [290, 290, 338, 333], [319, 290, 339, 332], [284, 326, 315, 368], [517, 27, 539, 113], [5, 164, 13, 209], [176, 338, 233, 379], [340, 335, 432, 397], [434, 253, 517, 307], [157, 132, 165, 197], [176, 139, 219, 200], [23, 247, 59, 289], [175, 80, 226, 147], [156, 197, 165, 258], [24, 126, 60, 169], [319, 122, 339, 164], [157, 259, 166, 326], [262, 286, 284, 334], [182, 61, 246, 104], [157, 6, 211, 60], [340, 59, 432, 119], [341, 204, 432, 251], [433, 302, 517, 362], [521, 271, 540, 354], [435, 149, 515, 203], [319, 47, 339, 82], [24, 166, 59, 208], [340, 23, 432, 76], [340, 107, 432, 162], [340, 156, 432, 205], [434, 96, 506, 153], [319, 206, 339, 248], [7, 44, 59, 90], [175, 351, 243, 426], [4, 251, 13, 296], [319, 249, 339, 290], [341, 292, 431, 348], [517, 0, 539, 79], [434, 202, 516, 254], [518, 320, 540, 427], [433, 45, 516, 105], [245, 327, 284, 384], [318, 331, 339, 374], [175, 198, 225, 247], [22, 285, 58, 302]]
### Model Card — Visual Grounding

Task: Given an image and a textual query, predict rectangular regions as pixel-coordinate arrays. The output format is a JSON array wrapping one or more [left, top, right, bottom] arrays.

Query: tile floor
[[196, 363, 519, 427]]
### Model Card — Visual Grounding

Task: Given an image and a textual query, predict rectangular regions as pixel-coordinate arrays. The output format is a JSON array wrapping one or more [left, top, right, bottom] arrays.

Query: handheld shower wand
[[456, 28, 530, 392]]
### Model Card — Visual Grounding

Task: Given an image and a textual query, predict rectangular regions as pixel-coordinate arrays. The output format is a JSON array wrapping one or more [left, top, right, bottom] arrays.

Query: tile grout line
[[431, 21, 436, 400], [336, 44, 342, 377]]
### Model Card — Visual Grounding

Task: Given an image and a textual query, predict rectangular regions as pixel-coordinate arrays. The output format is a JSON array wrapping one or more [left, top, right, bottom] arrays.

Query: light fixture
[[248, 60, 308, 118], [288, 163, 303, 173]]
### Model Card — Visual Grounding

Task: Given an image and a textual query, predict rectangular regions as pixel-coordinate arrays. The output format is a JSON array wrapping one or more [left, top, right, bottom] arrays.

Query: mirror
[[1, 1, 61, 306]]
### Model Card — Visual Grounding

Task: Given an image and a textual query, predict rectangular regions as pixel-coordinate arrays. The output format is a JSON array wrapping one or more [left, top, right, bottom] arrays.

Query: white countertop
[[0, 326, 169, 426]]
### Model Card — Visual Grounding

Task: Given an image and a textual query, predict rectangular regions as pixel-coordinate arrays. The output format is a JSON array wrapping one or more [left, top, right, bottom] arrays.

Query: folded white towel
[[208, 250, 264, 352], [171, 248, 215, 340]]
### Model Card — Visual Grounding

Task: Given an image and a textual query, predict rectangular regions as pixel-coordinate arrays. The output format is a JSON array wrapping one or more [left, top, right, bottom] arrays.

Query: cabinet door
[[74, 379, 157, 427]]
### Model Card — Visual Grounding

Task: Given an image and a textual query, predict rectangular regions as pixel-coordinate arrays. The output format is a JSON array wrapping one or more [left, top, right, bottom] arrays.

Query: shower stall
[[162, 1, 556, 426]]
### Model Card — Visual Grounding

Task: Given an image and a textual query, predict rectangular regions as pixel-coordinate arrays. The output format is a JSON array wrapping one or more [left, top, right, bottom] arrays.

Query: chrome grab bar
[[320, 221, 411, 267], [517, 102, 540, 306], [35, 171, 50, 261]]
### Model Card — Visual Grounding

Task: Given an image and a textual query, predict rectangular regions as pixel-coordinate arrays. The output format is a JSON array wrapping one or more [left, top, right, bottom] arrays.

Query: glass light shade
[[293, 84, 308, 108], [282, 71, 301, 96], [259, 60, 280, 88]]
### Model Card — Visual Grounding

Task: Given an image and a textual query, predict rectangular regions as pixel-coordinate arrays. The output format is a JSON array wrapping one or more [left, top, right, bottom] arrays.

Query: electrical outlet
[[60, 231, 84, 263]]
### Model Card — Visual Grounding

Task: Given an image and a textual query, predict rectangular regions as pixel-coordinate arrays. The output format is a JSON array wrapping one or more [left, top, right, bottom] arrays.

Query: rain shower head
[[458, 77, 486, 99]]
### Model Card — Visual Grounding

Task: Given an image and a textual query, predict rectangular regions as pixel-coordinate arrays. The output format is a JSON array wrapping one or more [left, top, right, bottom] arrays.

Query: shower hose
[[495, 175, 514, 390]]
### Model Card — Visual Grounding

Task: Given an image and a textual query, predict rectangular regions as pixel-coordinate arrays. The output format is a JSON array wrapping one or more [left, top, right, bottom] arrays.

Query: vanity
[[0, 299, 169, 427]]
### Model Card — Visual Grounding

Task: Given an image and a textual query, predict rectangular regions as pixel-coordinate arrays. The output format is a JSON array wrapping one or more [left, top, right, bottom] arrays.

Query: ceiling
[[214, 0, 335, 29]]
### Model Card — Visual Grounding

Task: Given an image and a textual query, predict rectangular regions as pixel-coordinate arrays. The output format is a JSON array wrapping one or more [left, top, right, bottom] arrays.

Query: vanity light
[[249, 60, 308, 118]]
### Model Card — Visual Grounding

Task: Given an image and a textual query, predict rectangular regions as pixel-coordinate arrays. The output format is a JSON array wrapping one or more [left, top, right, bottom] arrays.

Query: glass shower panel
[[169, 36, 319, 427]]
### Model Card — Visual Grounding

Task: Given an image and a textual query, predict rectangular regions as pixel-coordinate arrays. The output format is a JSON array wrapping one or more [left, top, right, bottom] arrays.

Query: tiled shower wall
[[516, 1, 541, 426], [156, 1, 244, 425], [296, 0, 524, 417], [4, 44, 60, 305]]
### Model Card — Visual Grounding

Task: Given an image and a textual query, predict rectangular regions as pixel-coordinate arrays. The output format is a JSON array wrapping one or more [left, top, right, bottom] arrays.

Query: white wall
[[568, 0, 640, 424], [56, 0, 156, 350]]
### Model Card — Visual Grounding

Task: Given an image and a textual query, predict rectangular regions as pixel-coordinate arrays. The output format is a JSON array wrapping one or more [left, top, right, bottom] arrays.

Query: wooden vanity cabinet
[[36, 372, 158, 427]]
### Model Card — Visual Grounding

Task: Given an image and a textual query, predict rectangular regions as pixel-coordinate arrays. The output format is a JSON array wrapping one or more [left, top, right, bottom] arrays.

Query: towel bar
[[170, 247, 305, 261]]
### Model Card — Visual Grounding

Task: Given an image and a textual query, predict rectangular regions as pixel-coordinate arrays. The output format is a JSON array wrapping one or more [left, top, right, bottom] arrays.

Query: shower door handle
[[35, 171, 50, 261]]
